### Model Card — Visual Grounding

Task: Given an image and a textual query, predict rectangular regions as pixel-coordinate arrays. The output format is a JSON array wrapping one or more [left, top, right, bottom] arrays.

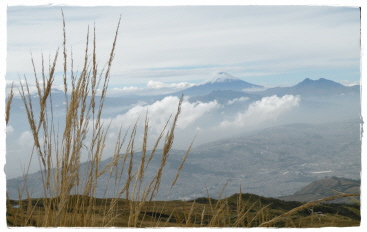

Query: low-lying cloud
[[220, 95, 300, 129], [5, 79, 196, 97], [227, 97, 249, 105], [108, 96, 219, 134], [147, 80, 195, 90], [97, 80, 196, 96], [6, 125, 14, 134]]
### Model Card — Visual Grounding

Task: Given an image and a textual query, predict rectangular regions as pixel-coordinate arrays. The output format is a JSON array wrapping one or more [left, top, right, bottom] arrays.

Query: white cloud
[[121, 86, 140, 91], [147, 80, 195, 90], [227, 97, 249, 105], [105, 86, 142, 96], [108, 132, 116, 139], [18, 130, 33, 145], [179, 99, 220, 129], [338, 80, 360, 87], [97, 80, 196, 96], [220, 95, 300, 129], [7, 130, 43, 178], [6, 125, 14, 134], [108, 96, 219, 134]]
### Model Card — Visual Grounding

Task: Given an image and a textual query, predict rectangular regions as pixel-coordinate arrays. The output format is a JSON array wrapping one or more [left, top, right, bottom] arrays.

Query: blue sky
[[5, 5, 361, 95]]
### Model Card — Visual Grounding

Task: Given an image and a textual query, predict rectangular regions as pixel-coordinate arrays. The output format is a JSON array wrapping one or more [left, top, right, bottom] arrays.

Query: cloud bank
[[227, 97, 249, 105], [106, 80, 195, 96], [108, 96, 219, 134], [220, 95, 300, 129]]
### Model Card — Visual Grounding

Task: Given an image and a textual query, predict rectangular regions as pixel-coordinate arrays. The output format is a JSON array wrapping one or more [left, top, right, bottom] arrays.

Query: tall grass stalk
[[6, 12, 191, 227]]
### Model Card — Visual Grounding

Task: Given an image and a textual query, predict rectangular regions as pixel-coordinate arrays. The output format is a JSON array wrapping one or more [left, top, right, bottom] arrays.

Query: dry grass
[[6, 193, 360, 228], [5, 12, 191, 227], [258, 193, 360, 227], [5, 12, 360, 228], [5, 83, 14, 125]]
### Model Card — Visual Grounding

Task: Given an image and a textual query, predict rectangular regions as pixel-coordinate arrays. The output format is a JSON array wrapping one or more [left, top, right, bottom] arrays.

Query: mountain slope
[[7, 119, 361, 201], [183, 119, 361, 199], [278, 177, 360, 203]]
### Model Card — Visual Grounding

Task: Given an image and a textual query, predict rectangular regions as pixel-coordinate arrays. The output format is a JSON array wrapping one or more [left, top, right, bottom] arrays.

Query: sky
[[5, 4, 361, 96]]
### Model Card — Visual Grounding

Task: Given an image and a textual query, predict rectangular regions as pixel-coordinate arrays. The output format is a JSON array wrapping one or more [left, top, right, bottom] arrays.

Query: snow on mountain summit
[[206, 72, 240, 84]]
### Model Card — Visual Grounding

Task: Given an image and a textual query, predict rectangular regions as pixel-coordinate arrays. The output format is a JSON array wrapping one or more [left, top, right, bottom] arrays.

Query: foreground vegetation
[[5, 11, 360, 228], [6, 193, 360, 227]]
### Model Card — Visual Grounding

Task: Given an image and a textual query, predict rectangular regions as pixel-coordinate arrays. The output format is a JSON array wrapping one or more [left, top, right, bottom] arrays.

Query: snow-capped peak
[[206, 72, 240, 84]]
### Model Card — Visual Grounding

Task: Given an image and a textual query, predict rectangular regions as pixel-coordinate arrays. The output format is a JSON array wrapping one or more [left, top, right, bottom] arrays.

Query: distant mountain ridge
[[10, 74, 359, 100], [294, 78, 345, 89], [260, 78, 359, 97], [168, 73, 359, 100]]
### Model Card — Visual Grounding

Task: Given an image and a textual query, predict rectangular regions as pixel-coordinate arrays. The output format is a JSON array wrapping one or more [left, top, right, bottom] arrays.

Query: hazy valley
[[6, 73, 361, 201]]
